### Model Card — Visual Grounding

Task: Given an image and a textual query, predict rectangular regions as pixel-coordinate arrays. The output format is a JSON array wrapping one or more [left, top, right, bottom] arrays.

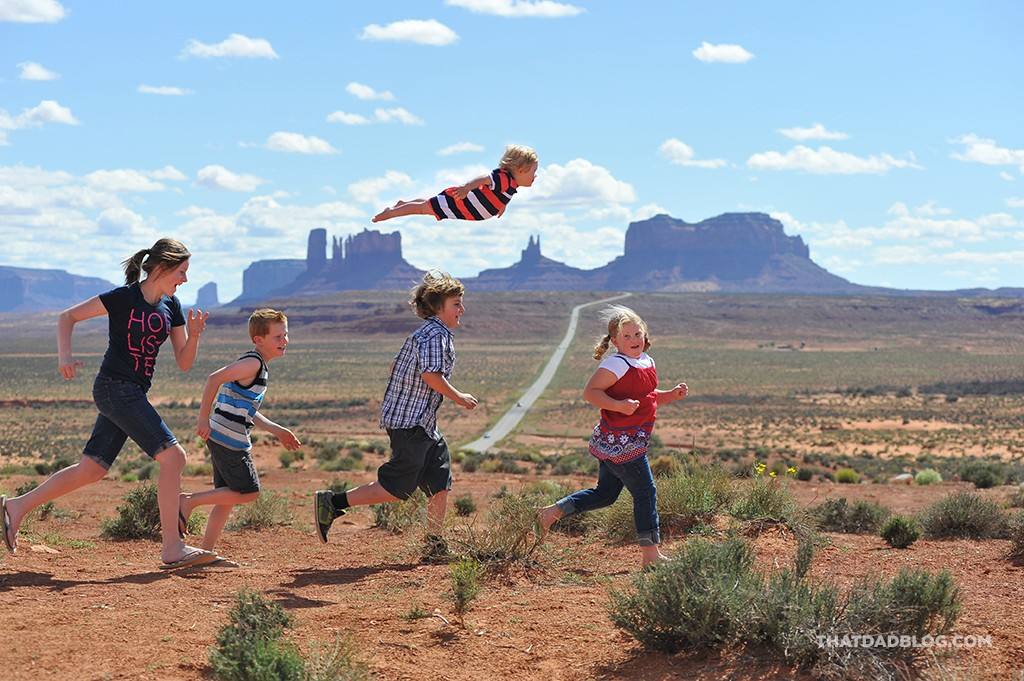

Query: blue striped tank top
[[208, 350, 268, 451]]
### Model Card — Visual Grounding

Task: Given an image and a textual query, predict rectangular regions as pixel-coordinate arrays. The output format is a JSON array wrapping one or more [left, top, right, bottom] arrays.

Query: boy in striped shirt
[[372, 144, 537, 223], [181, 308, 301, 561]]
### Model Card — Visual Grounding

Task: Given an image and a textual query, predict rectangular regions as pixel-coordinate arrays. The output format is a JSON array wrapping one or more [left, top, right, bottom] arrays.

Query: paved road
[[461, 292, 632, 453]]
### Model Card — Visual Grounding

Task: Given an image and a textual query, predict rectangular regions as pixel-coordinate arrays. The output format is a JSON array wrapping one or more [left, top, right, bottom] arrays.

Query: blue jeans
[[556, 456, 660, 546], [83, 374, 178, 469]]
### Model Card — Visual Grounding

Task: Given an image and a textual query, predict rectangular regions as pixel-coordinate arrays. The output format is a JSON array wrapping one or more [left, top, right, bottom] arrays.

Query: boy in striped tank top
[[371, 144, 537, 223], [181, 309, 301, 560]]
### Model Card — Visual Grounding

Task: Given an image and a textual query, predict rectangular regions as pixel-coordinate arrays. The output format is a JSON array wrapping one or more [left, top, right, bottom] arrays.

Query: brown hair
[[593, 305, 651, 360], [249, 308, 288, 340], [499, 144, 538, 171], [121, 238, 191, 286], [410, 270, 465, 319]]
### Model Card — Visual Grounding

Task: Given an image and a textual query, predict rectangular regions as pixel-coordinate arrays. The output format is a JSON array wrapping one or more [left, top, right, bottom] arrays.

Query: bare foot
[[371, 209, 389, 223], [535, 505, 563, 542]]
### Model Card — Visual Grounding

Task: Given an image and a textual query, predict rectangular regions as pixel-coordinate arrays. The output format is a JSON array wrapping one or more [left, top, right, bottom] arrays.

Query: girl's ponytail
[[122, 249, 149, 285], [593, 333, 611, 360]]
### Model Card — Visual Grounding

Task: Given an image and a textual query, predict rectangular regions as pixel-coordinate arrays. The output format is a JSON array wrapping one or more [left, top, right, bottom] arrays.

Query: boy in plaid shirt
[[314, 271, 477, 548]]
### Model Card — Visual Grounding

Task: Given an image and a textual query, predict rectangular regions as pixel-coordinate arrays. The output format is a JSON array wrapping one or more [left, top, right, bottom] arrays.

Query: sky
[[2, 0, 1023, 303]]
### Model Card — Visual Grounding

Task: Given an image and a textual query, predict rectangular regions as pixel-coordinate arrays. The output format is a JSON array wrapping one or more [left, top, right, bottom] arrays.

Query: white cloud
[[149, 166, 187, 181], [347, 171, 415, 204], [0, 132, 7, 146], [265, 131, 338, 155], [1001, 172, 1016, 182], [138, 84, 194, 96], [529, 158, 636, 204], [374, 107, 424, 125], [326, 111, 371, 125], [0, 99, 79, 130], [360, 19, 458, 46], [445, 0, 584, 18], [777, 123, 848, 142], [659, 138, 727, 169], [976, 212, 1017, 228], [692, 41, 754, 64], [951, 134, 1024, 170], [345, 82, 395, 101], [1007, 197, 1024, 208], [17, 61, 59, 80], [0, 0, 65, 22], [196, 165, 267, 192], [747, 145, 920, 174], [86, 170, 165, 193], [181, 33, 279, 59], [97, 205, 148, 235], [914, 200, 951, 217], [438, 142, 484, 156]]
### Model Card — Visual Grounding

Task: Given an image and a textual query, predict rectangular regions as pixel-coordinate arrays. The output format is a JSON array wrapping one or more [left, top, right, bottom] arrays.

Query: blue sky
[[2, 0, 1023, 302]]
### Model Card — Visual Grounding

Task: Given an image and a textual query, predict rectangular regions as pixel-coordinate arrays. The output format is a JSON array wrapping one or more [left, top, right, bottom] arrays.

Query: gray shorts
[[377, 427, 452, 500], [206, 439, 261, 494]]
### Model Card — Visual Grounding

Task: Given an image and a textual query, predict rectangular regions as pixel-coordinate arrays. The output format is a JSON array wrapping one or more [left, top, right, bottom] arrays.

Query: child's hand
[[455, 392, 479, 410], [277, 428, 302, 451], [671, 383, 689, 402], [58, 357, 85, 380], [187, 308, 209, 337], [453, 184, 472, 200], [619, 399, 640, 415], [196, 417, 211, 440]]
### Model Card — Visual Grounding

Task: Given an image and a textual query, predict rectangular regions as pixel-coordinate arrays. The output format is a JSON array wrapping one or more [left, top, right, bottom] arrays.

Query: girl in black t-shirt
[[0, 238, 216, 569]]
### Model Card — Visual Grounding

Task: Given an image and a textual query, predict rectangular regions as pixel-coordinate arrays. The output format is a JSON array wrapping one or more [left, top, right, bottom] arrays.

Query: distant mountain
[[195, 282, 220, 309], [0, 266, 117, 313], [226, 212, 1022, 303]]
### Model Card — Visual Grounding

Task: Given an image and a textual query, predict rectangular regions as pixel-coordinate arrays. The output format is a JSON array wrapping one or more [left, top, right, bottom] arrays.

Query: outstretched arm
[[169, 308, 209, 371], [655, 383, 688, 405], [57, 296, 107, 380], [253, 412, 301, 450]]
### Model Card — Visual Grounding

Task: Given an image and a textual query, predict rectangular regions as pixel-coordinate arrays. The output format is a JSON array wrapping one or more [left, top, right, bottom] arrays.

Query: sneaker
[[421, 533, 450, 563], [314, 490, 341, 543]]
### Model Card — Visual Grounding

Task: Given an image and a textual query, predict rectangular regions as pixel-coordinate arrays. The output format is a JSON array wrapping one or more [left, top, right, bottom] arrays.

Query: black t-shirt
[[98, 284, 185, 390]]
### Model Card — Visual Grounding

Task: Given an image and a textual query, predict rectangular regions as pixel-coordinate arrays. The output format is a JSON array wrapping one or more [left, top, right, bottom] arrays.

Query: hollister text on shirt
[[98, 284, 185, 390]]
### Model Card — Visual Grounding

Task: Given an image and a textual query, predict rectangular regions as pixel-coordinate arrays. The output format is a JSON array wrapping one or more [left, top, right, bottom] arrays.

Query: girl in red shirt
[[537, 305, 688, 569]]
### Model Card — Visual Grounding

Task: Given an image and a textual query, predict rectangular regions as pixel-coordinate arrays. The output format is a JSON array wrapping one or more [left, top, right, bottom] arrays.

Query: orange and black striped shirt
[[429, 168, 518, 221]]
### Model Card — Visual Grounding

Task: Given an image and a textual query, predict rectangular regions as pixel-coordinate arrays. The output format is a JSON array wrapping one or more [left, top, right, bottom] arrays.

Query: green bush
[[731, 472, 798, 526], [209, 589, 302, 681], [100, 483, 162, 540], [453, 494, 476, 517], [649, 455, 681, 478], [795, 468, 814, 482], [1011, 485, 1024, 509], [959, 461, 1006, 489], [835, 468, 860, 484], [372, 490, 427, 534], [609, 538, 961, 678], [450, 492, 538, 564], [920, 492, 1009, 539], [914, 469, 942, 486], [1009, 510, 1024, 558], [278, 450, 302, 469], [227, 492, 293, 531], [303, 637, 373, 681], [448, 558, 483, 624], [328, 478, 351, 494], [880, 515, 921, 549], [812, 497, 890, 534]]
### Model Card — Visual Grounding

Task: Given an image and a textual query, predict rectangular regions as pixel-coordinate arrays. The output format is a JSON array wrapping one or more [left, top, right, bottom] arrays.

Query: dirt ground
[[2, 446, 1023, 681]]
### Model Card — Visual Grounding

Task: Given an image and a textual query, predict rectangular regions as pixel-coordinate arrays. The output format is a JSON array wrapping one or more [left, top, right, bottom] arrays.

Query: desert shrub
[[322, 456, 359, 473], [278, 450, 303, 469], [100, 483, 161, 540], [609, 538, 961, 678], [33, 453, 75, 476], [328, 478, 351, 494], [1010, 485, 1024, 509], [880, 515, 921, 549], [450, 492, 538, 564], [914, 469, 942, 486], [303, 637, 373, 681], [730, 465, 799, 528], [959, 461, 1006, 489], [227, 492, 293, 531], [551, 453, 597, 476], [601, 466, 734, 544], [795, 467, 814, 482], [649, 455, 681, 478], [453, 494, 476, 517], [372, 490, 427, 534], [209, 589, 302, 681], [812, 497, 890, 534], [920, 492, 1009, 539], [835, 468, 860, 484], [1008, 511, 1024, 558], [448, 558, 483, 624]]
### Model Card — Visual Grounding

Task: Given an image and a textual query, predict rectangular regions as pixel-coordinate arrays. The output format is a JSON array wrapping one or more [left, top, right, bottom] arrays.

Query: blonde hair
[[499, 144, 538, 171], [121, 238, 190, 286], [410, 270, 465, 319], [593, 305, 651, 360], [248, 308, 288, 340]]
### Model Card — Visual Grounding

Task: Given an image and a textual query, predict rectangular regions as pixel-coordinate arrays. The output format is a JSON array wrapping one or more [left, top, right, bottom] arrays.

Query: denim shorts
[[377, 427, 452, 500], [83, 374, 178, 469], [207, 438, 261, 494]]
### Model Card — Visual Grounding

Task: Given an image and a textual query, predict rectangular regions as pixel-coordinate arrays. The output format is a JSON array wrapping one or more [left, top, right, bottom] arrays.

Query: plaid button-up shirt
[[379, 316, 456, 440]]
